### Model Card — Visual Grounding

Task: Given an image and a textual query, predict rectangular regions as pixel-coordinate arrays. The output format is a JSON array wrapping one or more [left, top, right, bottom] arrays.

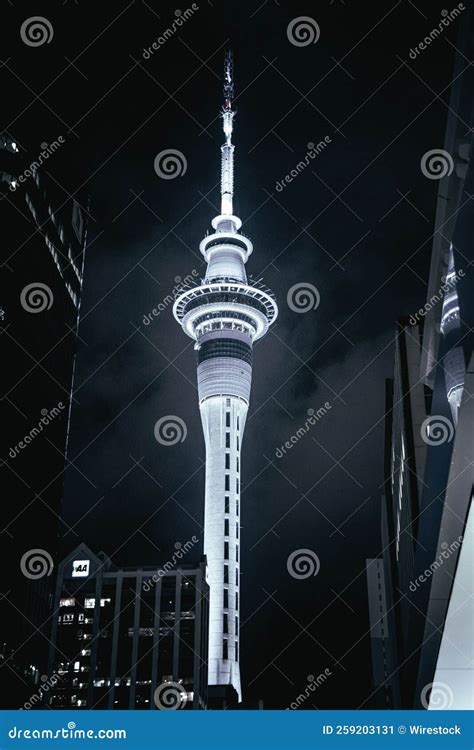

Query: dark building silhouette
[[47, 544, 209, 710], [1, 134, 87, 704]]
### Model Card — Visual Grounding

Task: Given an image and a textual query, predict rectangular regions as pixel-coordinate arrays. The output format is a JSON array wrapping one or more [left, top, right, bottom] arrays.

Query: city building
[[365, 558, 400, 709], [173, 51, 278, 702], [374, 7, 474, 710], [1, 133, 88, 704], [47, 544, 209, 710]]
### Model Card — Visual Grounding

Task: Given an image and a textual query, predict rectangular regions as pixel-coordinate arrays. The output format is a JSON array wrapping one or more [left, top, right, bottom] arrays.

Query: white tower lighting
[[173, 51, 277, 701]]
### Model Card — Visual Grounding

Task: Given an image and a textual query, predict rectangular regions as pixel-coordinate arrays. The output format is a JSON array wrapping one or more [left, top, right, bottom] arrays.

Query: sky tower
[[173, 51, 278, 701]]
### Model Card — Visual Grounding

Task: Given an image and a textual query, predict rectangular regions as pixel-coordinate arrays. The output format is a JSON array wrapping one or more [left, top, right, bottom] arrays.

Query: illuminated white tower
[[173, 51, 277, 701]]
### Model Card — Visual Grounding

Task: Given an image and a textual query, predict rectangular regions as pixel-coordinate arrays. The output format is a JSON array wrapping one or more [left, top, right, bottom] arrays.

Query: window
[[225, 475, 230, 491], [225, 496, 229, 513], [224, 542, 229, 560], [224, 519, 229, 536], [237, 416, 240, 430], [225, 453, 230, 470], [236, 522, 239, 539], [223, 639, 228, 659], [235, 641, 238, 661], [235, 569, 239, 586], [225, 433, 230, 449], [236, 436, 239, 451], [226, 398, 231, 407], [236, 546, 239, 562], [62, 613, 74, 625], [236, 478, 239, 493], [226, 412, 230, 427], [223, 614, 228, 634], [235, 616, 238, 634], [236, 499, 239, 515], [224, 565, 229, 584], [235, 591, 238, 610], [223, 589, 228, 608], [236, 457, 239, 472], [59, 598, 75, 608], [84, 598, 95, 609]]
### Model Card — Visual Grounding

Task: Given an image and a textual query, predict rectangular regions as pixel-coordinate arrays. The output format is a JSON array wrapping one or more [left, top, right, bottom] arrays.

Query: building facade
[[173, 52, 278, 701], [1, 134, 87, 704], [376, 6, 474, 710], [47, 544, 209, 710]]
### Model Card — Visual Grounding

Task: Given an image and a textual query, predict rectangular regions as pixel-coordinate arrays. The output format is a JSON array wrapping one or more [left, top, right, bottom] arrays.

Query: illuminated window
[[84, 598, 95, 609], [59, 598, 75, 608]]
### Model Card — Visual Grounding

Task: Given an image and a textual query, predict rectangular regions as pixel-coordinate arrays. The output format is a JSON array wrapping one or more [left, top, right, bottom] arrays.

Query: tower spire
[[220, 49, 235, 216]]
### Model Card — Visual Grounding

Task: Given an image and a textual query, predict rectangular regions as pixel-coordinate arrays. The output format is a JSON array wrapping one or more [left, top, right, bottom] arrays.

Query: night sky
[[4, 0, 462, 708]]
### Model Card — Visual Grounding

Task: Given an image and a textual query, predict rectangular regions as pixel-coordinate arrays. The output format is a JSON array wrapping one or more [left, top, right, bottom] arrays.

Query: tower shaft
[[173, 51, 278, 702]]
